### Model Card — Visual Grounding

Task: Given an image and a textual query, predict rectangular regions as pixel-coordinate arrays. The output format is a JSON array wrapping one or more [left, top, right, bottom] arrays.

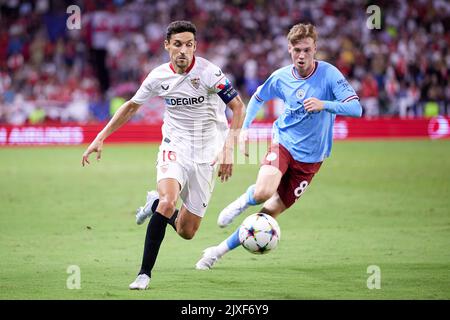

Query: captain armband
[[216, 78, 238, 104]]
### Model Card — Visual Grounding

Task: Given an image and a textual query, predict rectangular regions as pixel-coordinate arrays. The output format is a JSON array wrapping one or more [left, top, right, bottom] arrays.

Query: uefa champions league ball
[[239, 213, 281, 254]]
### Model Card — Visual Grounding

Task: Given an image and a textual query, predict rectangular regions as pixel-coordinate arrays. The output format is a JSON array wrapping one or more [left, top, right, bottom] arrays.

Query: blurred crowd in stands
[[0, 0, 449, 125]]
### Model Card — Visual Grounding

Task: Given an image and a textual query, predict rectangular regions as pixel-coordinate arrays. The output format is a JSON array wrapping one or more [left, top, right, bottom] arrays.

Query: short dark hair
[[166, 21, 197, 41]]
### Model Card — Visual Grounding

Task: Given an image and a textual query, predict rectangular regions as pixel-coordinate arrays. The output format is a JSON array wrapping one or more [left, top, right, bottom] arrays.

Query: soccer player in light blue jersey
[[195, 23, 362, 269]]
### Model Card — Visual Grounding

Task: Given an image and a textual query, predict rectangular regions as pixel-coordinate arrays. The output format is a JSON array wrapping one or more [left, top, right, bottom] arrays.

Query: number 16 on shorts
[[157, 149, 181, 178], [162, 150, 177, 162]]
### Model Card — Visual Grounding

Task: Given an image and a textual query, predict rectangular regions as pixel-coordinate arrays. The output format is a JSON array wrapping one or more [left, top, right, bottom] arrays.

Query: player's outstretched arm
[[81, 100, 142, 166], [217, 95, 246, 182]]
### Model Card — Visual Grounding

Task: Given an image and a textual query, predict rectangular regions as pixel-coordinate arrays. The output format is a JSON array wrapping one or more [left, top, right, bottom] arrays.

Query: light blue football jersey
[[253, 60, 361, 163]]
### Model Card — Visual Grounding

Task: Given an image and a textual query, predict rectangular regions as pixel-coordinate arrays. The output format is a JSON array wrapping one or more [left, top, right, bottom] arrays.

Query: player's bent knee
[[253, 188, 275, 203], [178, 228, 196, 240], [157, 198, 177, 217]]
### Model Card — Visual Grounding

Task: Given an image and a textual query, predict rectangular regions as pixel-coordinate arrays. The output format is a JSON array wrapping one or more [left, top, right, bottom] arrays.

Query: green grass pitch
[[0, 140, 449, 299]]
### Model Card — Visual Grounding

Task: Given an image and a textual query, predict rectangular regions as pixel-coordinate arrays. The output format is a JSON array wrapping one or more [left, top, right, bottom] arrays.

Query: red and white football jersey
[[131, 56, 233, 163]]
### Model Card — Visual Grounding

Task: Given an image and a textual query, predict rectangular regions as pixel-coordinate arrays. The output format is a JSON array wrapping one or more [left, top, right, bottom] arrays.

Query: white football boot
[[217, 193, 249, 228], [195, 247, 221, 270], [136, 190, 159, 225], [129, 274, 150, 290]]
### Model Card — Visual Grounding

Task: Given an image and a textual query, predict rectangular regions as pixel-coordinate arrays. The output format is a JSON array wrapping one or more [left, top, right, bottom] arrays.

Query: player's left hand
[[304, 97, 324, 113], [215, 146, 233, 182]]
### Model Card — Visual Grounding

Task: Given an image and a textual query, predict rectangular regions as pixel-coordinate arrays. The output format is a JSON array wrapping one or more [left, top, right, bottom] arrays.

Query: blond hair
[[287, 23, 317, 45]]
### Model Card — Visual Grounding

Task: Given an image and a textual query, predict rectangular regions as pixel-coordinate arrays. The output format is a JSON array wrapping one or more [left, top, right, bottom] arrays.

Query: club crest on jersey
[[190, 77, 200, 89], [296, 89, 306, 99]]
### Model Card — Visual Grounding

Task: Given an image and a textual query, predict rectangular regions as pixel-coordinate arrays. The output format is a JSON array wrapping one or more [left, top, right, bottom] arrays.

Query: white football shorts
[[156, 145, 217, 217]]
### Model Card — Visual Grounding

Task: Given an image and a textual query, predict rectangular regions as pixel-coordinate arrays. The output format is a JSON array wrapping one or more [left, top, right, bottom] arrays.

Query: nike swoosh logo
[[214, 70, 222, 77]]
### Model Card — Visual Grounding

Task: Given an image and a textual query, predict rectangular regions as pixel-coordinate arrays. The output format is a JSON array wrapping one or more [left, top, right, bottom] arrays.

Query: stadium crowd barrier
[[0, 117, 449, 146]]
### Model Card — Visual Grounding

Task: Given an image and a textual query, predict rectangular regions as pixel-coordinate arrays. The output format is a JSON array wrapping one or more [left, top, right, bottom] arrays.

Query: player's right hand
[[239, 129, 249, 157], [81, 139, 103, 167]]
